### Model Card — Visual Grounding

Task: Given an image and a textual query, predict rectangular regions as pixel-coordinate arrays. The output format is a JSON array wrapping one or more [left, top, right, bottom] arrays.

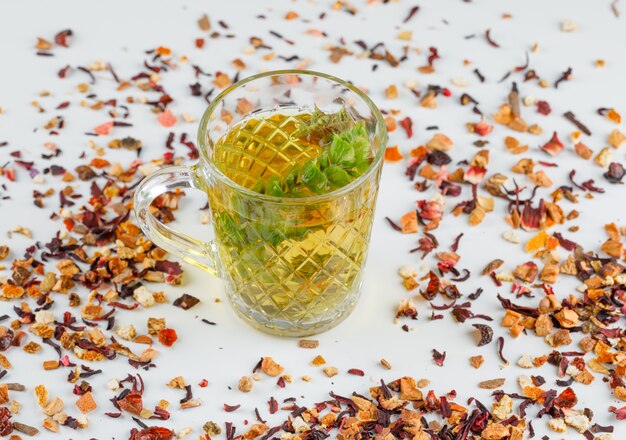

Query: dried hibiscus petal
[[536, 100, 551, 115], [118, 393, 143, 415], [410, 234, 437, 259], [432, 349, 446, 366], [129, 426, 175, 440], [609, 405, 626, 420], [54, 29, 73, 47], [604, 162, 625, 184], [0, 407, 13, 436], [420, 271, 440, 301], [399, 117, 413, 138], [472, 323, 493, 346], [224, 403, 241, 412], [439, 180, 462, 197], [519, 200, 546, 232], [417, 200, 443, 221], [427, 150, 452, 166]]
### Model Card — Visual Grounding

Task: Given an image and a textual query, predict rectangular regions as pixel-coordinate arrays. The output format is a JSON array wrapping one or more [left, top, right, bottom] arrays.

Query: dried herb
[[473, 324, 493, 346], [403, 5, 420, 23], [385, 217, 402, 232], [54, 29, 73, 47], [496, 336, 508, 365], [485, 29, 500, 48], [604, 162, 625, 183], [554, 67, 573, 88], [172, 293, 200, 310], [563, 111, 591, 135], [431, 349, 446, 366], [223, 403, 241, 412]]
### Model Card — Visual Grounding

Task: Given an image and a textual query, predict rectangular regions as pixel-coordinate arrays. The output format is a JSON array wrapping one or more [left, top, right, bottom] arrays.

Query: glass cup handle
[[133, 165, 219, 276]]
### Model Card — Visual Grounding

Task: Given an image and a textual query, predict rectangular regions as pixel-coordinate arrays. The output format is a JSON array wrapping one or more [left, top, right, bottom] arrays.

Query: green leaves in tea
[[253, 117, 372, 197], [301, 160, 328, 194], [293, 106, 355, 144], [324, 165, 350, 187]]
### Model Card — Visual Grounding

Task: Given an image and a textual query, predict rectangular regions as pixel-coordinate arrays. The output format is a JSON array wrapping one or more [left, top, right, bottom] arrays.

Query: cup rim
[[196, 69, 387, 204]]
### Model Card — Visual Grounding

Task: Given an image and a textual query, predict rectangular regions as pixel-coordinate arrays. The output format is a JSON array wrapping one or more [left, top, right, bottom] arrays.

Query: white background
[[1, 0, 626, 438]]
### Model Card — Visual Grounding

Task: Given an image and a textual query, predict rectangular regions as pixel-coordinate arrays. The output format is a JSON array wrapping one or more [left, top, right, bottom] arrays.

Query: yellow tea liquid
[[207, 111, 377, 333]]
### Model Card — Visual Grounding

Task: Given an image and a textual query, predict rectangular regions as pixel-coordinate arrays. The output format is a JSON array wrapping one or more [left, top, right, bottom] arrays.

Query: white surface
[[0, 0, 625, 438]]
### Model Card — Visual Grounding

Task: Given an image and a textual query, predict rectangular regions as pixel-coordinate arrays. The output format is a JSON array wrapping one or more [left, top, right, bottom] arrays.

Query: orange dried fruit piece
[[400, 211, 418, 234], [607, 108, 622, 124], [525, 231, 549, 252], [554, 387, 577, 409], [157, 109, 177, 128], [155, 46, 171, 56], [384, 116, 397, 132], [501, 310, 522, 327], [90, 158, 110, 169], [605, 222, 621, 241], [384, 146, 403, 162], [522, 386, 544, 401], [157, 328, 178, 347], [261, 357, 284, 377], [402, 277, 418, 291], [1, 284, 24, 299], [574, 142, 593, 159], [609, 129, 626, 148], [409, 145, 428, 159], [505, 136, 528, 154], [311, 355, 326, 366], [76, 391, 97, 414], [545, 236, 559, 250]]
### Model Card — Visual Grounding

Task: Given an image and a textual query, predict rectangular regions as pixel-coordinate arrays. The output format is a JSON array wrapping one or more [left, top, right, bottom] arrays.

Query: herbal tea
[[206, 108, 378, 334]]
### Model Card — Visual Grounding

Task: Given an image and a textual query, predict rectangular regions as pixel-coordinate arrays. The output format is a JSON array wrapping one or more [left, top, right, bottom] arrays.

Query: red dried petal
[[421, 271, 440, 301], [417, 200, 443, 221], [540, 131, 564, 156], [129, 426, 175, 440], [610, 405, 626, 420], [473, 118, 493, 136], [399, 117, 413, 138], [117, 393, 143, 415], [224, 403, 241, 412], [464, 166, 486, 184], [54, 29, 73, 47], [432, 349, 446, 366], [536, 100, 551, 115], [519, 200, 546, 232]]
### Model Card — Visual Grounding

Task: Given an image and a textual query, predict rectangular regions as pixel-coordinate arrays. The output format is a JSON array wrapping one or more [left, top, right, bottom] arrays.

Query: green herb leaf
[[253, 179, 266, 194], [324, 165, 351, 187], [301, 160, 328, 194], [217, 213, 246, 246], [266, 175, 286, 197], [284, 165, 299, 191], [329, 136, 355, 167]]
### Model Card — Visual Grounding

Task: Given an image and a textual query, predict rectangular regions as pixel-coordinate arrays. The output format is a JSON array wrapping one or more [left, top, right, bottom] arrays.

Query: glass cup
[[134, 70, 387, 336]]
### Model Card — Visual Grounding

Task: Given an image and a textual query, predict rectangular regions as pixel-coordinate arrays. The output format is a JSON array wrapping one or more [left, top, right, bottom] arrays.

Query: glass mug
[[134, 70, 387, 336]]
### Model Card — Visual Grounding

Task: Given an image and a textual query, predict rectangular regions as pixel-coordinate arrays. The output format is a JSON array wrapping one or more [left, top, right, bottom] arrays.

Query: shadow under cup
[[137, 70, 387, 337]]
